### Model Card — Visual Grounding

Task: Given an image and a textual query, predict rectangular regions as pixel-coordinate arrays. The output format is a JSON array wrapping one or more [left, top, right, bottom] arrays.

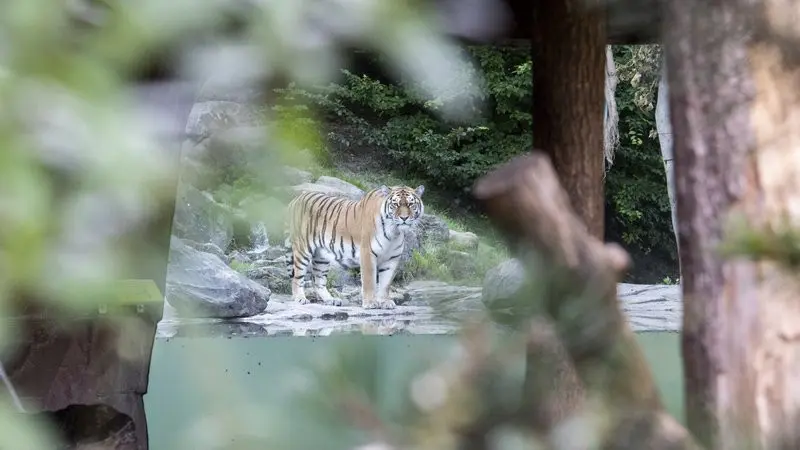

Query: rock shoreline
[[157, 282, 682, 338]]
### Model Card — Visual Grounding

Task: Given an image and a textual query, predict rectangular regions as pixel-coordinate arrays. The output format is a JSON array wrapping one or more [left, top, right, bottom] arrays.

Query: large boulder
[[314, 176, 365, 200], [415, 214, 451, 248], [184, 101, 262, 142], [181, 125, 278, 190], [395, 214, 451, 283], [287, 176, 364, 202], [401, 214, 450, 260], [282, 166, 314, 185], [172, 185, 234, 250], [166, 237, 270, 318], [481, 258, 525, 306]]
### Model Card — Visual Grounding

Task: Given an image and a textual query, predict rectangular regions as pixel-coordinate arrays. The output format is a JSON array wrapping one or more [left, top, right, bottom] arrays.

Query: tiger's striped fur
[[287, 184, 425, 309]]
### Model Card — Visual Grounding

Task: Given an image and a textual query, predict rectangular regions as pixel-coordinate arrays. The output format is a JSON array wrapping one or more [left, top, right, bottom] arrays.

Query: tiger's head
[[378, 185, 425, 228]]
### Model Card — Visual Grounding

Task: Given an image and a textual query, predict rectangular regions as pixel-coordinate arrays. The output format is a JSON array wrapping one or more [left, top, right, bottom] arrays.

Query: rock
[[227, 250, 252, 266], [247, 265, 291, 294], [195, 75, 268, 104], [443, 250, 478, 280], [314, 176, 365, 200], [395, 214, 451, 283], [184, 101, 262, 142], [283, 166, 314, 185], [287, 182, 354, 200], [416, 214, 451, 248], [166, 237, 270, 318], [172, 185, 234, 250], [180, 125, 280, 191], [185, 241, 226, 260], [449, 230, 479, 252], [481, 258, 525, 306]]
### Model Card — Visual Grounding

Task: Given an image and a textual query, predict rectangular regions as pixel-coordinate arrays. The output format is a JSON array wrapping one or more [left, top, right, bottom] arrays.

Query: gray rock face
[[288, 182, 353, 199], [395, 214, 452, 282], [172, 186, 234, 251], [187, 241, 226, 260], [166, 237, 270, 318], [314, 176, 365, 200], [184, 101, 262, 142], [481, 258, 525, 306], [415, 214, 451, 248], [282, 166, 314, 185]]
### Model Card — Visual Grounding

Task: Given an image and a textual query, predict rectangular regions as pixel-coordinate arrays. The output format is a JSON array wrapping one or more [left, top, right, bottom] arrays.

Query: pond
[[145, 331, 684, 449]]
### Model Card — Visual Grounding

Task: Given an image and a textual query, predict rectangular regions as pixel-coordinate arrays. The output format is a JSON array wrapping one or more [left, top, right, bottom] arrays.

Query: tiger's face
[[380, 185, 425, 227]]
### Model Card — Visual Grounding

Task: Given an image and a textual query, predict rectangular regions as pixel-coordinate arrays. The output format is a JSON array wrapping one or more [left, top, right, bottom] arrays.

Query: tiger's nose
[[399, 215, 410, 221]]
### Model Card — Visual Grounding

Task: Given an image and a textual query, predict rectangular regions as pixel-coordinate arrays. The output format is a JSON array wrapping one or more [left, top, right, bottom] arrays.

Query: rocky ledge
[[156, 281, 681, 338]]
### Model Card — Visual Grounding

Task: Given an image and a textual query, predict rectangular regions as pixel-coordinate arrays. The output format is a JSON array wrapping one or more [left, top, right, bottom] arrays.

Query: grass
[[229, 260, 255, 274]]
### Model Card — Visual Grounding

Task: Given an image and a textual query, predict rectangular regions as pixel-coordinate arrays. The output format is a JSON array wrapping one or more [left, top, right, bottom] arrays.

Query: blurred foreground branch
[[472, 152, 699, 449]]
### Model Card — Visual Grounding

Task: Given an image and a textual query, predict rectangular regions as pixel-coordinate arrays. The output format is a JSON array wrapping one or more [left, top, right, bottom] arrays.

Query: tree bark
[[531, 0, 607, 239], [664, 0, 800, 448]]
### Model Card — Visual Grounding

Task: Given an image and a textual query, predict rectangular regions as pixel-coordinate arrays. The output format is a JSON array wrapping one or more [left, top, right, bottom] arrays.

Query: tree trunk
[[531, 0, 607, 239], [655, 62, 678, 252], [664, 0, 800, 448]]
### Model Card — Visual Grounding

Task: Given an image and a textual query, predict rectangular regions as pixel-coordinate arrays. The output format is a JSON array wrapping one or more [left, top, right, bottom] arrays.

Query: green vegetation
[[402, 242, 508, 286], [228, 260, 254, 274]]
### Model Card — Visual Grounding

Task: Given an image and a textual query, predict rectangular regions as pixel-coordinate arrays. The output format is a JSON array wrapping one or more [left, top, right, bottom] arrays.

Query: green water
[[145, 332, 683, 449]]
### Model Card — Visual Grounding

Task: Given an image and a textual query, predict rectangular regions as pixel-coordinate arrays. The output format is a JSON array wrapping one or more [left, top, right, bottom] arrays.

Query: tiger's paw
[[362, 300, 380, 309], [377, 298, 397, 310], [294, 296, 310, 305]]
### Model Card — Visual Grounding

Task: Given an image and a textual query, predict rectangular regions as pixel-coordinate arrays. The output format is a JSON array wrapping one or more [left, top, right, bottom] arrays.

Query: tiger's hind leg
[[311, 251, 342, 307], [290, 250, 312, 305]]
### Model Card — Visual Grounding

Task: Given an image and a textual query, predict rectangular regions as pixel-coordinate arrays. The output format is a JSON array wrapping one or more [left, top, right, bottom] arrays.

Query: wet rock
[[166, 237, 270, 318]]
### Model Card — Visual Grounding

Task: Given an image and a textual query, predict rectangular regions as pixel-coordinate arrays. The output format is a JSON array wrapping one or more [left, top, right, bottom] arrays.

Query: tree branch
[[473, 151, 700, 449]]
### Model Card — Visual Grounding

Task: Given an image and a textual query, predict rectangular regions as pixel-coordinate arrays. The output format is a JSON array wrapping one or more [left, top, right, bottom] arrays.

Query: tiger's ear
[[378, 185, 391, 197], [415, 185, 425, 197]]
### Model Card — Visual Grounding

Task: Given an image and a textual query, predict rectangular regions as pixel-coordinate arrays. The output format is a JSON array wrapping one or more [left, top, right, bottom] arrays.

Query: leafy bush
[[275, 45, 532, 195]]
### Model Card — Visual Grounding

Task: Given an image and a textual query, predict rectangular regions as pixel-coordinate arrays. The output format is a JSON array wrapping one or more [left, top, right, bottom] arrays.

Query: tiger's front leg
[[374, 257, 400, 309], [359, 241, 380, 309]]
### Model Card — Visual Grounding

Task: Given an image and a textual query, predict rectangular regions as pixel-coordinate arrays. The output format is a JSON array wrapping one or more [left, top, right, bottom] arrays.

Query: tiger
[[286, 184, 425, 309]]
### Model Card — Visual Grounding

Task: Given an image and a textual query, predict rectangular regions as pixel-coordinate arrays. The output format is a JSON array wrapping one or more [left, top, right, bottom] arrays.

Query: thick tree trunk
[[531, 0, 607, 239], [664, 0, 800, 448]]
